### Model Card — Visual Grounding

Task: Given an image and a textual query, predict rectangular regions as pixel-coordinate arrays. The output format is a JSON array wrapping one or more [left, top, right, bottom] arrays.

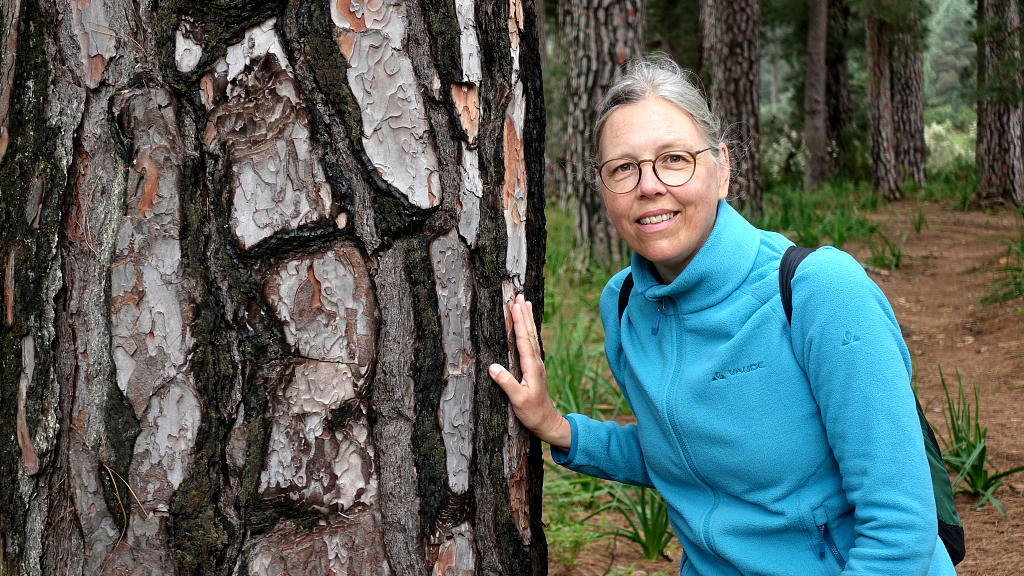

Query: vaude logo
[[711, 361, 766, 382]]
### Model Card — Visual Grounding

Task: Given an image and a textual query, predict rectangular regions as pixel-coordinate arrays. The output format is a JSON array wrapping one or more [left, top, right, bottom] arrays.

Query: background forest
[[539, 1, 1024, 575]]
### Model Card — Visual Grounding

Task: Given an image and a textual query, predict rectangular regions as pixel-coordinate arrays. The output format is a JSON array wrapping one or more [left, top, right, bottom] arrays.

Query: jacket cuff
[[550, 413, 580, 464]]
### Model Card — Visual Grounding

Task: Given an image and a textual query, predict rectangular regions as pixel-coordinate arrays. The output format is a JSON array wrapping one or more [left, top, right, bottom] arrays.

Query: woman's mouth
[[637, 211, 678, 225]]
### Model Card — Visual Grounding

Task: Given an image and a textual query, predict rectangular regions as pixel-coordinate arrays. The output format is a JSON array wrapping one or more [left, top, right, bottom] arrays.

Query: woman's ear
[[717, 144, 731, 200]]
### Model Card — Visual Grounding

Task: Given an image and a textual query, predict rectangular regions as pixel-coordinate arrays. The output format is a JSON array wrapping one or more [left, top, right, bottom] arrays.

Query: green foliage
[[924, 0, 976, 113], [909, 203, 928, 234], [757, 181, 878, 248], [543, 467, 604, 564], [867, 230, 908, 270], [544, 203, 627, 420], [589, 485, 675, 562], [939, 367, 1024, 517], [983, 213, 1024, 303], [759, 113, 804, 190], [919, 155, 978, 210], [924, 120, 975, 179]]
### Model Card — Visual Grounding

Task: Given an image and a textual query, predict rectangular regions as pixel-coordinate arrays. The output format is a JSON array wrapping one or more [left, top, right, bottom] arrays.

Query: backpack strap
[[779, 246, 817, 324], [617, 272, 634, 322]]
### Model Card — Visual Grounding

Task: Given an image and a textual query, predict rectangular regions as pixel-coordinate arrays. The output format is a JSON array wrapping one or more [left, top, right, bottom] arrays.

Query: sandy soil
[[548, 199, 1024, 576]]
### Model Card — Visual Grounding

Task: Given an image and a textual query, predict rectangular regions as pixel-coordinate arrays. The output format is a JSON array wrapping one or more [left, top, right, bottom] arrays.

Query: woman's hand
[[488, 294, 571, 450]]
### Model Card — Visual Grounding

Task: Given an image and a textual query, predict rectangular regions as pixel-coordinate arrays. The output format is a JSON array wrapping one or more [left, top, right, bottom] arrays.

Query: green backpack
[[616, 245, 966, 565]]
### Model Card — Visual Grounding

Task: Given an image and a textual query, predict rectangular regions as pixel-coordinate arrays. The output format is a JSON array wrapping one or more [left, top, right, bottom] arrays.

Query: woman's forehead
[[599, 98, 704, 158]]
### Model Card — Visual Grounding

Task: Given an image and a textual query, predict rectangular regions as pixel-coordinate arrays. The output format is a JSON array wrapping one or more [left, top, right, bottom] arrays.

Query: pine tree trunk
[[803, 0, 829, 192], [826, 0, 854, 177], [562, 0, 645, 266], [702, 0, 762, 218], [0, 2, 548, 575], [975, 0, 1024, 206], [866, 14, 902, 201], [890, 2, 927, 189], [698, 0, 719, 89]]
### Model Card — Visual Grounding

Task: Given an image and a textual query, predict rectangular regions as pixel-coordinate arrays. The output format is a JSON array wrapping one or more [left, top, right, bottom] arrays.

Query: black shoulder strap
[[618, 273, 634, 322], [780, 246, 817, 324]]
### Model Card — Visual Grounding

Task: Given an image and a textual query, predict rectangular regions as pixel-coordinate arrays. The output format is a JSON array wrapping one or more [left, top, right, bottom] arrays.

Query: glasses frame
[[597, 147, 714, 194]]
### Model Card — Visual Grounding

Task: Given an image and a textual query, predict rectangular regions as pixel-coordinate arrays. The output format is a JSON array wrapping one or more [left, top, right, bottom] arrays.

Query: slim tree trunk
[[826, 0, 854, 177], [0, 2, 548, 575], [975, 0, 1024, 206], [804, 0, 830, 192], [702, 0, 762, 217], [698, 0, 718, 90], [891, 1, 927, 189], [563, 0, 645, 266], [866, 13, 902, 200]]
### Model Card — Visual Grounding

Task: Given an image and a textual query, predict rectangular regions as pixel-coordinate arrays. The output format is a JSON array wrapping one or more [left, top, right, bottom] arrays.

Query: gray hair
[[592, 55, 726, 166]]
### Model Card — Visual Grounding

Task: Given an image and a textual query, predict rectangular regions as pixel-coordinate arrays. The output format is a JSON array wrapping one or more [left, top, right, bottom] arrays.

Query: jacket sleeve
[[790, 248, 937, 575], [550, 270, 653, 488]]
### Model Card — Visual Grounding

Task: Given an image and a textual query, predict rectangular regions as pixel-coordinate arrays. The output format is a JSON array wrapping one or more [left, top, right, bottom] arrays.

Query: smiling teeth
[[639, 212, 676, 225]]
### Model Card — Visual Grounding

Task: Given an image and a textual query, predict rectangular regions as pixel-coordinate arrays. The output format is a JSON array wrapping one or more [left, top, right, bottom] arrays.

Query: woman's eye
[[611, 162, 637, 175], [660, 153, 690, 166]]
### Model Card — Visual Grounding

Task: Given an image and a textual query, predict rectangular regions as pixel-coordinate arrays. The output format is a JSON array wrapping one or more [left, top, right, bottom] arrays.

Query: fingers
[[488, 363, 520, 394], [511, 295, 542, 368]]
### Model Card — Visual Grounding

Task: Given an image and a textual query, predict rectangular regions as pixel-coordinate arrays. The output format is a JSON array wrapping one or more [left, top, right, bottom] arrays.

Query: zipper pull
[[817, 525, 826, 559], [651, 300, 664, 336]]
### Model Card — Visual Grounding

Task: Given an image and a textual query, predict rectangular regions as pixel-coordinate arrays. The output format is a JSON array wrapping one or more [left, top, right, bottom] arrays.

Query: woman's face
[[598, 97, 729, 283]]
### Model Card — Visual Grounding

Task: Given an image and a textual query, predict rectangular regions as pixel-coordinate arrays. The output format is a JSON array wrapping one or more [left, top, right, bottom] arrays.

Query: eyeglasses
[[597, 148, 714, 194]]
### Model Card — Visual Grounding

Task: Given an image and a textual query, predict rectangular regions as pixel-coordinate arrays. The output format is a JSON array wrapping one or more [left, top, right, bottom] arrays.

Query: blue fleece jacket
[[552, 201, 956, 575]]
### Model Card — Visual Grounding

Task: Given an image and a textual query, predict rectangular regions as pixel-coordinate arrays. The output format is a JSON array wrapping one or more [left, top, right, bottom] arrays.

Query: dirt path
[[860, 200, 1024, 576], [549, 199, 1024, 576]]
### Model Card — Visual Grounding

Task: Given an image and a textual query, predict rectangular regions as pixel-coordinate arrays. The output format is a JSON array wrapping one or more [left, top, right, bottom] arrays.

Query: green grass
[[867, 230, 908, 270], [915, 157, 978, 210], [983, 212, 1024, 304], [588, 484, 675, 562], [755, 180, 878, 248], [938, 367, 1024, 517], [543, 467, 604, 565], [909, 202, 928, 234]]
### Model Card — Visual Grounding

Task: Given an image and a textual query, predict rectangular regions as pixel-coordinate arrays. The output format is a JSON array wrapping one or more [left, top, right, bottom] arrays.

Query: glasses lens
[[654, 151, 696, 186], [600, 159, 640, 194]]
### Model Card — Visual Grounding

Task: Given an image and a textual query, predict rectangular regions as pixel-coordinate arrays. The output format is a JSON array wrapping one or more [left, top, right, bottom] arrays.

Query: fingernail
[[488, 364, 501, 377]]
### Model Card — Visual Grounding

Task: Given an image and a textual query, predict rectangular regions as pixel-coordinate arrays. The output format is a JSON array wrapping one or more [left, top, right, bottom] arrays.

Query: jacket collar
[[630, 200, 760, 314]]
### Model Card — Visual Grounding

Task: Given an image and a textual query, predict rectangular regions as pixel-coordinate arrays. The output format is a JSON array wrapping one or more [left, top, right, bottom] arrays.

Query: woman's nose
[[635, 161, 666, 197]]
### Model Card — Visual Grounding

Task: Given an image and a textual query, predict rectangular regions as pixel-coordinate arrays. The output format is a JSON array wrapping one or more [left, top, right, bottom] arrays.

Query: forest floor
[[546, 198, 1024, 576]]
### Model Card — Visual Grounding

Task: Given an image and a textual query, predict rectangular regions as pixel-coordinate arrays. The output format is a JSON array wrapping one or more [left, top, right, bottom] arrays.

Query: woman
[[488, 56, 957, 575]]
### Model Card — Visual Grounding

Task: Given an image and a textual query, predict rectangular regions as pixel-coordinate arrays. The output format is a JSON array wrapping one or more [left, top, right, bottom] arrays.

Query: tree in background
[[804, 0, 830, 191], [561, 0, 646, 265], [975, 0, 1024, 206], [0, 1, 548, 574], [826, 0, 857, 177], [891, 0, 928, 188], [865, 10, 903, 199], [701, 0, 764, 217]]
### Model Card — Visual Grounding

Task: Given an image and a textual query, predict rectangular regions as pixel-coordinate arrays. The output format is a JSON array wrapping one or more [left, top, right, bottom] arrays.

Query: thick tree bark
[[826, 0, 854, 177], [562, 0, 645, 266], [803, 0, 829, 192], [866, 14, 902, 201], [890, 2, 927, 189], [0, 1, 548, 575], [976, 0, 1024, 206], [701, 0, 762, 218]]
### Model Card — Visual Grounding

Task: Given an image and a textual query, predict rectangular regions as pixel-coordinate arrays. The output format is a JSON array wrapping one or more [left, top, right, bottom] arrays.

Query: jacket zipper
[[651, 299, 664, 335], [660, 301, 721, 557], [817, 523, 847, 570]]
